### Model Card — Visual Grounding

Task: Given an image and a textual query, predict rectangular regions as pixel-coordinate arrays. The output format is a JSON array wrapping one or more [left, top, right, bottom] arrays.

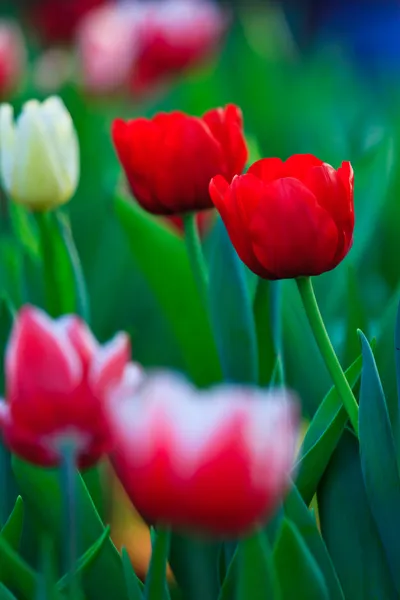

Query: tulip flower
[[107, 372, 299, 535], [0, 96, 79, 211], [27, 0, 107, 45], [112, 104, 248, 214], [210, 154, 354, 279], [0, 20, 26, 99], [76, 3, 139, 96], [0, 305, 140, 468], [130, 0, 229, 94]]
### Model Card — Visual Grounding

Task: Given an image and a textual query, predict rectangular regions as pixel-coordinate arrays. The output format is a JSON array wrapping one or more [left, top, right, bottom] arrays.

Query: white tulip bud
[[0, 96, 79, 211]]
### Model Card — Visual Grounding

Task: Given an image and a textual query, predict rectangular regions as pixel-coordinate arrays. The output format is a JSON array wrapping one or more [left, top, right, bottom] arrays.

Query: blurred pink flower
[[107, 371, 299, 536], [0, 20, 26, 99], [77, 3, 139, 95], [131, 0, 229, 94], [0, 305, 139, 468], [76, 0, 228, 97]]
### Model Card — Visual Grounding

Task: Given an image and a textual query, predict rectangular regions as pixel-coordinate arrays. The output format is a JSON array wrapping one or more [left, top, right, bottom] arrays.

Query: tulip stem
[[59, 440, 80, 599], [296, 276, 359, 435], [183, 213, 209, 308]]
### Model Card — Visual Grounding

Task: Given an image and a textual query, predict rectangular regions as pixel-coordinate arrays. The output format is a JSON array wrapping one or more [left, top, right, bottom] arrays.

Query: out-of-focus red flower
[[112, 105, 248, 215], [28, 0, 108, 45], [167, 209, 215, 236], [0, 305, 139, 468], [130, 0, 229, 94], [106, 371, 299, 536], [0, 21, 26, 99], [76, 4, 139, 96], [210, 154, 354, 280]]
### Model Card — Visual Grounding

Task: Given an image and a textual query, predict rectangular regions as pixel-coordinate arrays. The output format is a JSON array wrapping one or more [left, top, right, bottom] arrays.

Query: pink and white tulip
[[107, 371, 299, 536], [0, 305, 140, 468]]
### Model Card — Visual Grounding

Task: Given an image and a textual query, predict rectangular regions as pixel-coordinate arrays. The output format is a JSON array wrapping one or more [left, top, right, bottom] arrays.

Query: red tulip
[[107, 372, 299, 535], [210, 154, 354, 279], [0, 305, 139, 468], [27, 0, 108, 45], [130, 0, 229, 94], [112, 104, 248, 215], [0, 21, 26, 99]]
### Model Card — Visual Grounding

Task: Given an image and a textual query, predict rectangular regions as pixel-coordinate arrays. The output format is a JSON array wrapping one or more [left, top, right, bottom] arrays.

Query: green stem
[[296, 276, 359, 435], [183, 213, 209, 308], [35, 211, 61, 318]]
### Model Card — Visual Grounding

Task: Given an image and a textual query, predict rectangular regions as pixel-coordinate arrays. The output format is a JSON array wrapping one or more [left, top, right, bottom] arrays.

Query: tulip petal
[[6, 306, 82, 404], [11, 100, 69, 207], [283, 154, 324, 183], [39, 96, 80, 193], [250, 177, 339, 278], [152, 114, 223, 212], [202, 104, 248, 180], [247, 157, 285, 183], [210, 174, 270, 278], [60, 315, 99, 367], [89, 332, 131, 396], [112, 117, 164, 213], [303, 163, 354, 264]]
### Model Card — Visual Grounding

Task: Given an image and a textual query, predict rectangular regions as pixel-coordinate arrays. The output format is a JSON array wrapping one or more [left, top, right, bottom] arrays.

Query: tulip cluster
[[0, 305, 299, 536]]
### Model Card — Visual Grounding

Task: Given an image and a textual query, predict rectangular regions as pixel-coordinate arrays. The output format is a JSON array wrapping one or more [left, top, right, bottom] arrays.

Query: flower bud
[[0, 96, 79, 211]]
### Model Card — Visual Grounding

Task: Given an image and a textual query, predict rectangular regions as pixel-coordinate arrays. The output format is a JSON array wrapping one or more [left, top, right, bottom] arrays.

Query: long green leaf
[[121, 548, 144, 600], [296, 350, 363, 504], [144, 528, 170, 600], [114, 195, 221, 386], [208, 219, 258, 383], [12, 458, 129, 600], [358, 330, 400, 595], [284, 486, 344, 600], [0, 535, 37, 600], [273, 519, 328, 600], [318, 431, 397, 599], [0, 496, 24, 550], [237, 530, 279, 600]]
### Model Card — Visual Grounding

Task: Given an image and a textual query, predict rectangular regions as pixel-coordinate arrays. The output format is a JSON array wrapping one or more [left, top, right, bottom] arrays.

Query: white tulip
[[0, 96, 79, 211]]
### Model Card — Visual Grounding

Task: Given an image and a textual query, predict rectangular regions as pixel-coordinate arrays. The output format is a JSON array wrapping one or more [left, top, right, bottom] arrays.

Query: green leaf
[[273, 519, 328, 600], [284, 486, 344, 600], [121, 548, 144, 600], [358, 330, 400, 595], [282, 280, 330, 416], [0, 496, 24, 550], [0, 534, 37, 600], [393, 299, 400, 455], [8, 203, 40, 260], [0, 583, 17, 600], [0, 238, 24, 309], [34, 210, 89, 321], [253, 279, 275, 386], [318, 431, 397, 599], [57, 526, 111, 592], [296, 350, 364, 505], [237, 530, 279, 600], [145, 528, 170, 600], [343, 266, 368, 367], [169, 534, 220, 600], [217, 547, 236, 600], [12, 458, 129, 600], [208, 219, 258, 383], [114, 195, 221, 386]]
